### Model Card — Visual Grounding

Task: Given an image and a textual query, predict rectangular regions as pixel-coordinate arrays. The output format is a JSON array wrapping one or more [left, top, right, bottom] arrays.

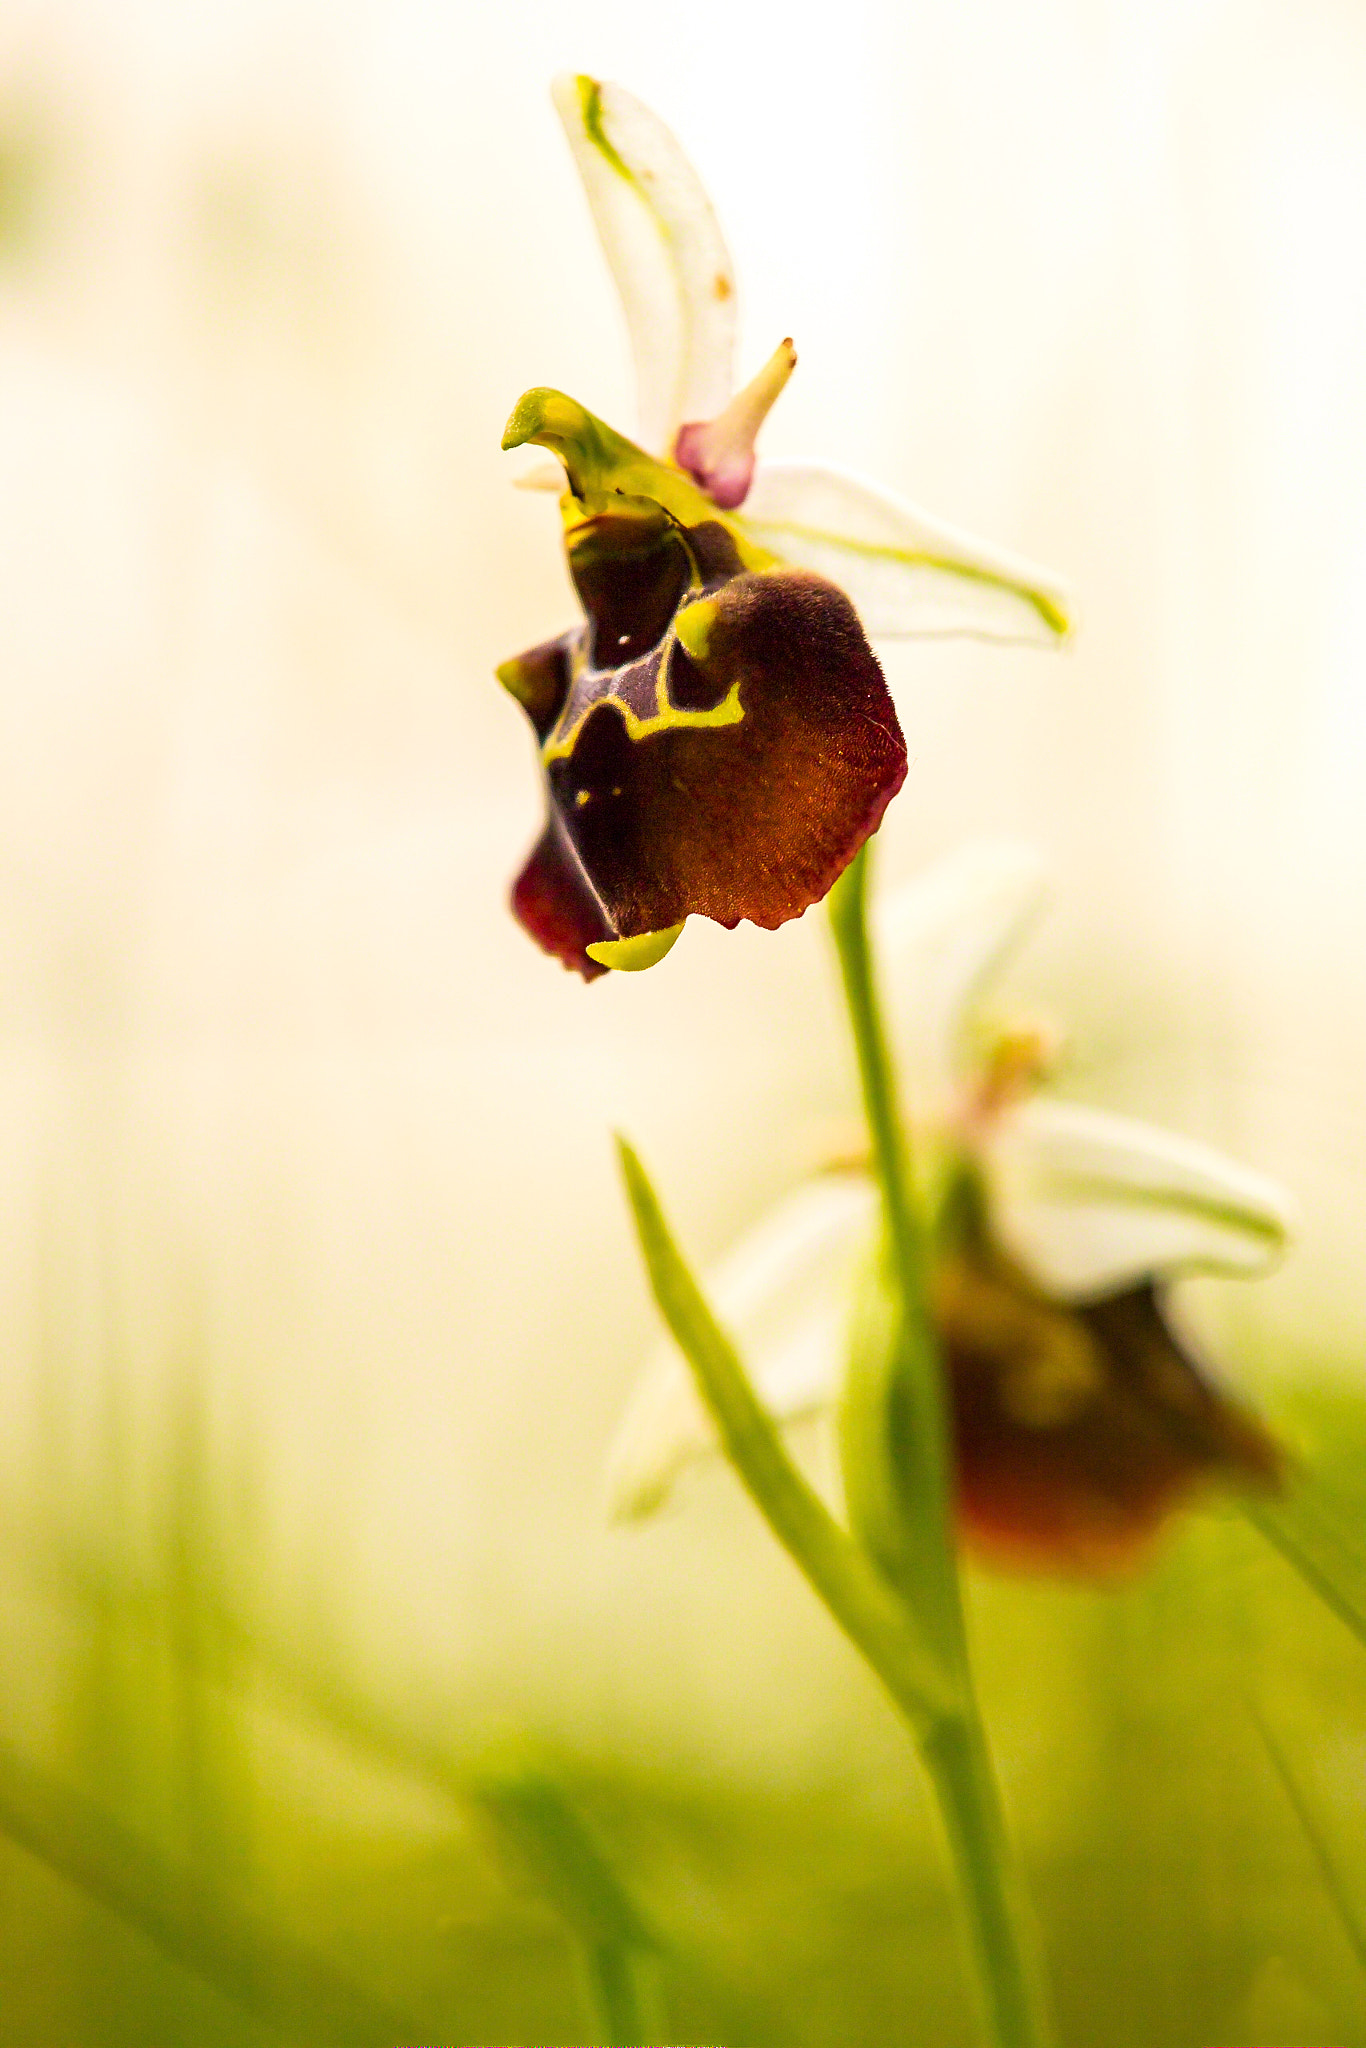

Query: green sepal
[[503, 387, 776, 572]]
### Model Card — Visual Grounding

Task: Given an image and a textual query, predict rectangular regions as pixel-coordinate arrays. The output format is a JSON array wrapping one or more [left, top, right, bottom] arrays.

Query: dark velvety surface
[[503, 515, 907, 977], [937, 1253, 1284, 1574]]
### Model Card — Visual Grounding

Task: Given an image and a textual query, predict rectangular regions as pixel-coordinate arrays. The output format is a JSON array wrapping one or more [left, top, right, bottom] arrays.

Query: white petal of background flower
[[739, 462, 1072, 643], [606, 1175, 877, 1518], [875, 841, 1051, 1117], [988, 1097, 1293, 1302], [551, 73, 737, 457]]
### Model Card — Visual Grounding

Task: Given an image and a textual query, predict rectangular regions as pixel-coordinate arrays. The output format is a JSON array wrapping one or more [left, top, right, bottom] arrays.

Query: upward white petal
[[552, 75, 737, 457], [876, 842, 1051, 1116], [737, 462, 1071, 644], [987, 1097, 1294, 1302], [605, 1175, 876, 1520]]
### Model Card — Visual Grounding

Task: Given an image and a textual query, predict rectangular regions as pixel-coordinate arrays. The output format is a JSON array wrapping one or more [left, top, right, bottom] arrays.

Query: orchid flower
[[607, 842, 1292, 1574], [499, 79, 1071, 980]]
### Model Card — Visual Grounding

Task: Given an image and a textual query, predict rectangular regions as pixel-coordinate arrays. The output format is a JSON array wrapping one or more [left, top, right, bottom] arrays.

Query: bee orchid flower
[[500, 79, 1071, 980], [607, 842, 1292, 1575]]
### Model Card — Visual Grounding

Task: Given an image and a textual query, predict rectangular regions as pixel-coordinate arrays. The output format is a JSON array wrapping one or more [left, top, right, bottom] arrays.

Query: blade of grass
[[1245, 1492, 1366, 1656], [471, 1751, 665, 2044], [1252, 1704, 1366, 1982], [0, 1733, 420, 2048]]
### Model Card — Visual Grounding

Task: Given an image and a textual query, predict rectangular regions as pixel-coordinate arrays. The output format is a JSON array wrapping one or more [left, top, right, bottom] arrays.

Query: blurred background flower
[[0, 1, 1364, 2042], [605, 840, 1293, 1567]]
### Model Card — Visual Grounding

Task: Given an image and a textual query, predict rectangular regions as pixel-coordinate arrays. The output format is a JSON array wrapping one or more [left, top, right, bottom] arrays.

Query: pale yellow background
[[0, 0, 1363, 1777]]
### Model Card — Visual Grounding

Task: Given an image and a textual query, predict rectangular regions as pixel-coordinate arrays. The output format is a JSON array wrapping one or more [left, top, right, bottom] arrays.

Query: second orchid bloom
[[500, 77, 1070, 978], [608, 844, 1291, 1574]]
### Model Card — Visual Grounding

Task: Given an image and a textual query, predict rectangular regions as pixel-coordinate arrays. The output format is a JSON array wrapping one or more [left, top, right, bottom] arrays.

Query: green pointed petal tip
[[501, 385, 585, 454], [572, 74, 633, 183], [1034, 588, 1071, 639], [586, 923, 685, 972], [502, 386, 769, 550], [502, 387, 643, 496]]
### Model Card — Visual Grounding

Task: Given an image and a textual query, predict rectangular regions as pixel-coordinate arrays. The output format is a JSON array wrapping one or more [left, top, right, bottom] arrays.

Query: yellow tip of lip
[[673, 598, 719, 665], [586, 923, 685, 972]]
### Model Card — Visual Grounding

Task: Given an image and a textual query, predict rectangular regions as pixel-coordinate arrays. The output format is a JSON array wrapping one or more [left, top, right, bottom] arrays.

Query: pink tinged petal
[[606, 1175, 877, 1519], [986, 1097, 1294, 1303], [552, 75, 737, 457], [874, 842, 1050, 1117], [673, 338, 797, 510], [737, 461, 1072, 644]]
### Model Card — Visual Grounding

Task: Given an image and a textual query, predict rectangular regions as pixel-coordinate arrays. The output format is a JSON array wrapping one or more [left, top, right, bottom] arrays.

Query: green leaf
[[1253, 1704, 1366, 1982], [0, 1734, 416, 2047], [470, 1747, 656, 1955], [470, 1746, 665, 2046], [616, 1134, 958, 1733], [1245, 1486, 1366, 1657]]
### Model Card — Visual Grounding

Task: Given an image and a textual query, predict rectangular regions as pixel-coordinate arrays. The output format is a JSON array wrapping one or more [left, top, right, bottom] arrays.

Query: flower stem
[[828, 841, 1055, 2048], [582, 1942, 667, 2047], [616, 1133, 1050, 2048], [920, 1713, 1056, 2048], [617, 1137, 960, 1738]]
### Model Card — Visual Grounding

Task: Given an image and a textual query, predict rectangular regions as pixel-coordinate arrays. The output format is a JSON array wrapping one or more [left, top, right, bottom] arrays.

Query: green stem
[[617, 1132, 1050, 2048], [828, 842, 1055, 2048], [828, 845, 963, 1673], [618, 1138, 960, 1737], [921, 1715, 1055, 2048], [582, 1941, 666, 2046]]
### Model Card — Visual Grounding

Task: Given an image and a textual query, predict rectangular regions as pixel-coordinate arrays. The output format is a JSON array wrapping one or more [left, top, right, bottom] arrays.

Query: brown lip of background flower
[[499, 388, 907, 980], [933, 1198, 1285, 1577]]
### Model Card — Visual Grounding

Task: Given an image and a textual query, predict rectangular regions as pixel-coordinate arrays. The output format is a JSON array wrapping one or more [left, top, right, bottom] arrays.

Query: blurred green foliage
[[1, 1363, 1365, 2047]]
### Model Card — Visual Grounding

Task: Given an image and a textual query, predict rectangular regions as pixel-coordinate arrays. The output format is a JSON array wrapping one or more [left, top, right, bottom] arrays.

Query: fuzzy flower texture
[[499, 76, 1070, 978]]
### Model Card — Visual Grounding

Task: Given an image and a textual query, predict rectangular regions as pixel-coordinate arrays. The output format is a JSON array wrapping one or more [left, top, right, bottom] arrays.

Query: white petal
[[987, 1096, 1293, 1300], [737, 461, 1071, 643], [510, 456, 566, 492], [552, 75, 737, 456], [605, 1175, 876, 1520], [875, 842, 1050, 1115]]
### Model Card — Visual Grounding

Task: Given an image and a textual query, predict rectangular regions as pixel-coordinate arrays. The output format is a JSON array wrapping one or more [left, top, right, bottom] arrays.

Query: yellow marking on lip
[[586, 923, 685, 972], [542, 662, 743, 764], [673, 596, 719, 664]]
